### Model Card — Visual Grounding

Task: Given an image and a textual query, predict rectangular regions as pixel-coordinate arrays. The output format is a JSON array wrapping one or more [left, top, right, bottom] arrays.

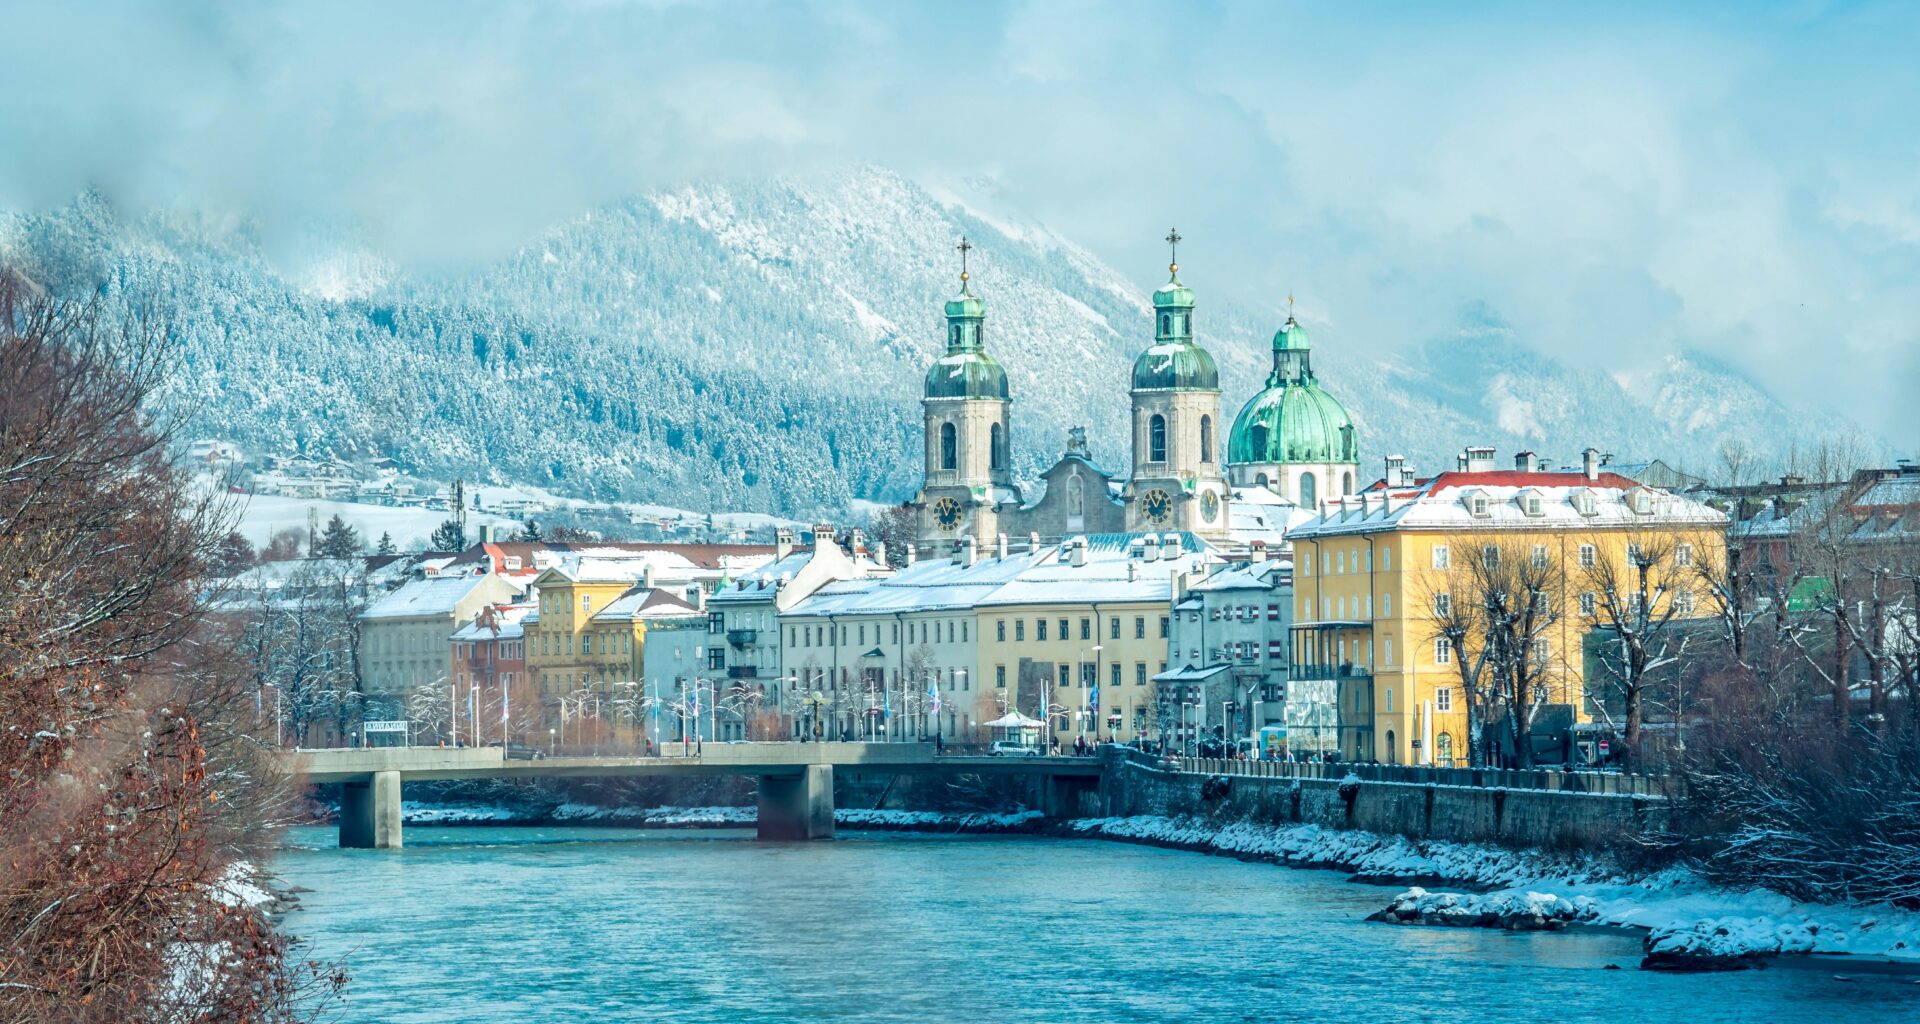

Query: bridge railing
[[1165, 756, 1678, 797]]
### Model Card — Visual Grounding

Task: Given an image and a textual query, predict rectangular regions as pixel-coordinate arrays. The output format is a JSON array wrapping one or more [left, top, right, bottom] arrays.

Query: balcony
[[726, 665, 758, 679], [726, 628, 757, 647], [1290, 664, 1372, 682]]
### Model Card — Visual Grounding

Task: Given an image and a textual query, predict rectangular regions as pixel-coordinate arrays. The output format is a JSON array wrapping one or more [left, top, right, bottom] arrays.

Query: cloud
[[0, 0, 1914, 438]]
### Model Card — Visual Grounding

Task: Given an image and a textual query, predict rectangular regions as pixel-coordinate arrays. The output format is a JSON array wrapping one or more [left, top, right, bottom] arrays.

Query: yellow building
[[524, 560, 700, 699], [1286, 448, 1727, 766]]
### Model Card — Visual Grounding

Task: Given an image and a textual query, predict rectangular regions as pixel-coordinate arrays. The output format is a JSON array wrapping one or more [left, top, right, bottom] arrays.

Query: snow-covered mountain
[[0, 168, 1841, 516]]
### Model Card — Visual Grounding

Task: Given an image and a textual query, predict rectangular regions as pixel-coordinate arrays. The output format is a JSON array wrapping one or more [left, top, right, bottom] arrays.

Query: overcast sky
[[2, 1, 1915, 444]]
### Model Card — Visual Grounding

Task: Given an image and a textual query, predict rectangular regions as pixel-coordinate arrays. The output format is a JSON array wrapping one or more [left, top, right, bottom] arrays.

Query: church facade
[[911, 240, 1359, 555]]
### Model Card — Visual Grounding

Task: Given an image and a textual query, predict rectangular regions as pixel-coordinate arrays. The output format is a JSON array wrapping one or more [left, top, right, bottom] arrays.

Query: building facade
[[1286, 448, 1728, 766], [1159, 552, 1321, 755], [359, 569, 523, 696]]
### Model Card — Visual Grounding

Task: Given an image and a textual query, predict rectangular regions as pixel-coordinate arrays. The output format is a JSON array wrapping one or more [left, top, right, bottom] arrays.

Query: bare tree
[[1441, 536, 1568, 768], [1577, 529, 1700, 767], [1418, 566, 1494, 768]]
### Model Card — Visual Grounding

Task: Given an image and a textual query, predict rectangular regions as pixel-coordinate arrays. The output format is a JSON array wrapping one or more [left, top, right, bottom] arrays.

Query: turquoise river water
[[278, 825, 1919, 1023]]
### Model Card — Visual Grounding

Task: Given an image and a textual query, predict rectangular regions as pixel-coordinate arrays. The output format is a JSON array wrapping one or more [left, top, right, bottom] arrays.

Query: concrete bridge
[[277, 743, 1104, 849]]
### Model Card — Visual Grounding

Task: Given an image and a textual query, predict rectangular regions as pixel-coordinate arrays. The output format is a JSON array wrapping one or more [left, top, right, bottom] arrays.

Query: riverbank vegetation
[[0, 283, 333, 1022]]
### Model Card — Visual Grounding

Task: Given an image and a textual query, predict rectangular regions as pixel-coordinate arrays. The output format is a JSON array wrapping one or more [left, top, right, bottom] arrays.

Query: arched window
[[989, 423, 1004, 471], [1342, 471, 1353, 496], [1149, 414, 1167, 463], [1299, 472, 1317, 508], [1159, 313, 1170, 335], [1255, 473, 1268, 489], [1199, 415, 1213, 463], [1249, 423, 1269, 456], [940, 422, 957, 471]]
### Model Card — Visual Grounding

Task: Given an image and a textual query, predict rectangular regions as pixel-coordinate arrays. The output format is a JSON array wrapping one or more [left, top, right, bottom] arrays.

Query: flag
[[928, 677, 941, 715]]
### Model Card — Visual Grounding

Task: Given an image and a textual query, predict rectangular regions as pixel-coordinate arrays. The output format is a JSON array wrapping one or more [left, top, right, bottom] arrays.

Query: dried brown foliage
[[0, 284, 336, 1022]]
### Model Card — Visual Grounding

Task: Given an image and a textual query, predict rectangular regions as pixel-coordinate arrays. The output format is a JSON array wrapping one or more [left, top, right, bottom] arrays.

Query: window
[[1134, 616, 1146, 639], [1384, 638, 1393, 665], [1676, 543, 1694, 567], [990, 423, 1004, 471], [1627, 542, 1643, 564], [1300, 472, 1317, 508], [1533, 593, 1551, 616], [1383, 593, 1392, 616], [1433, 593, 1451, 618], [1432, 545, 1450, 570], [1057, 664, 1070, 688], [1149, 414, 1167, 463], [1111, 663, 1121, 688], [940, 422, 957, 470], [1434, 637, 1452, 664], [1531, 544, 1548, 568], [1337, 550, 1346, 574], [1058, 618, 1069, 640], [1674, 590, 1696, 614], [708, 612, 723, 634], [1037, 619, 1048, 641], [1525, 495, 1542, 516], [582, 634, 592, 655], [1159, 616, 1169, 638], [1573, 491, 1597, 517], [1110, 617, 1120, 640], [1532, 639, 1552, 661], [707, 647, 725, 670], [1436, 687, 1453, 712], [996, 665, 1007, 688], [1579, 544, 1596, 568], [1015, 620, 1026, 641], [1580, 592, 1597, 616], [1471, 496, 1488, 517], [1135, 663, 1148, 686], [1199, 415, 1213, 463], [1481, 545, 1499, 569], [961, 621, 968, 642], [1080, 617, 1091, 641], [1383, 548, 1392, 571], [997, 620, 1006, 642]]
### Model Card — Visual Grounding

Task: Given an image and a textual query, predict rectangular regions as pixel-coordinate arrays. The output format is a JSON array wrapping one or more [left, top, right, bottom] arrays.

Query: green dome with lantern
[[1227, 313, 1357, 464], [1131, 264, 1218, 391]]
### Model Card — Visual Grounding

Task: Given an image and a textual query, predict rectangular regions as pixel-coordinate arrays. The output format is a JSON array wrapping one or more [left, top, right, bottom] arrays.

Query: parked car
[[988, 741, 1042, 757]]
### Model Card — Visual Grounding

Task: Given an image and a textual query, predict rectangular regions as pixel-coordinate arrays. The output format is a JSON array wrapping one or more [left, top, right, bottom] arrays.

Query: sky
[[1, 0, 1916, 446]]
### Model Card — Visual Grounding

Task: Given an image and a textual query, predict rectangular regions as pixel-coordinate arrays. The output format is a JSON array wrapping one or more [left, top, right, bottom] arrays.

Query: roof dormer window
[[1627, 488, 1654, 515], [1517, 488, 1544, 517], [1462, 489, 1490, 518], [1572, 489, 1598, 517]]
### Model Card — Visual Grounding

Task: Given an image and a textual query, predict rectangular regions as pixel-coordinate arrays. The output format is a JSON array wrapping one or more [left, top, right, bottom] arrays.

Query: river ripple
[[277, 826, 1918, 1023]]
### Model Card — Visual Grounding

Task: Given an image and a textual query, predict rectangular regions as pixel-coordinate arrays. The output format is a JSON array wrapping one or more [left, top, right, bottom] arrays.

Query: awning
[[983, 711, 1045, 728]]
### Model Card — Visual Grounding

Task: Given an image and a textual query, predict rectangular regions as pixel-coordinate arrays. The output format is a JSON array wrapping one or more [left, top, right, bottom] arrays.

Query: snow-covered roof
[[1289, 470, 1726, 539], [591, 586, 701, 622], [1227, 485, 1311, 547], [1189, 559, 1288, 594], [785, 534, 1212, 618], [450, 604, 533, 642], [363, 572, 504, 620]]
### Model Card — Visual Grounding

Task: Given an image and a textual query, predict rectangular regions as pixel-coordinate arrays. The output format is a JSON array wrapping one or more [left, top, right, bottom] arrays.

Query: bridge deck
[[280, 742, 1102, 784]]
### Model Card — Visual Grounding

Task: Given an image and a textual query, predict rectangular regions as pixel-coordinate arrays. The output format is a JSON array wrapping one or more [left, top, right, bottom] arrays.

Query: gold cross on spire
[[1165, 227, 1181, 275], [956, 236, 972, 284]]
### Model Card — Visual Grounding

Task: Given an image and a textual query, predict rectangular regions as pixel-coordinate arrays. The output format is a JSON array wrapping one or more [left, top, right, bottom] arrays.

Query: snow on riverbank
[[395, 802, 1041, 831], [1074, 814, 1920, 969]]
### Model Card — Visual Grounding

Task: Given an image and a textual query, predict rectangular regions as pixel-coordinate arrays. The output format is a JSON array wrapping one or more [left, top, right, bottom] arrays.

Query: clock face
[[1201, 490, 1220, 523], [933, 497, 963, 531], [1142, 488, 1172, 524]]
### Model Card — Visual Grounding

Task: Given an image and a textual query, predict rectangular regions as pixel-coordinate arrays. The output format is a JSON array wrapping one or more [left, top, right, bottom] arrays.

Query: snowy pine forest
[[0, 167, 1842, 517]]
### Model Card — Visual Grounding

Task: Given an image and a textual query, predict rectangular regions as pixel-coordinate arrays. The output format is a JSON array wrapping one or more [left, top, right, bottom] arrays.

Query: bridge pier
[[340, 770, 403, 849], [757, 764, 834, 841]]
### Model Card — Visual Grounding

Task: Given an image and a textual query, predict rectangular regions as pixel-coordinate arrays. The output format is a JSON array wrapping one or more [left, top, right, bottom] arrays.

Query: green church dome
[[925, 350, 1008, 400], [1131, 342, 1219, 391], [1227, 313, 1355, 464]]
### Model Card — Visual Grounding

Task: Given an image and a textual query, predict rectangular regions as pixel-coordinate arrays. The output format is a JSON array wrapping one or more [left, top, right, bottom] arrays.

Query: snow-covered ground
[[1073, 815, 1920, 969], [231, 494, 522, 549]]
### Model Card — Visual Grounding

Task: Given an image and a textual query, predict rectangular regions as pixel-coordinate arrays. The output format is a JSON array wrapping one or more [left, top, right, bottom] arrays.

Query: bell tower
[[911, 238, 1019, 555], [1122, 229, 1231, 539]]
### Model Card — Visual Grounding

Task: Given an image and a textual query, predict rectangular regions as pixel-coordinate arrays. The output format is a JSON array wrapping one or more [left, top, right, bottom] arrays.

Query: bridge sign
[[364, 720, 409, 733]]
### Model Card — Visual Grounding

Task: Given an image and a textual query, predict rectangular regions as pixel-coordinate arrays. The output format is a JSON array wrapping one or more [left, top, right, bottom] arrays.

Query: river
[[278, 825, 1918, 1023]]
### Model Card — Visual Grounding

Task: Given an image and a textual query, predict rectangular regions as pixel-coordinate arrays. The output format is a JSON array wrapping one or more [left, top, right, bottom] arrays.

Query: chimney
[[961, 535, 978, 567], [906, 544, 917, 566], [1069, 537, 1087, 568], [1456, 453, 1468, 472], [871, 542, 887, 569], [1028, 532, 1041, 554], [1127, 560, 1138, 582], [1464, 446, 1496, 473], [642, 564, 656, 591], [1582, 447, 1600, 481], [1515, 450, 1538, 472], [1164, 534, 1184, 561], [1250, 539, 1267, 560], [813, 523, 837, 550], [690, 587, 707, 611], [775, 528, 795, 561], [1385, 454, 1405, 487], [849, 528, 868, 559], [996, 532, 1008, 560], [1142, 534, 1162, 562]]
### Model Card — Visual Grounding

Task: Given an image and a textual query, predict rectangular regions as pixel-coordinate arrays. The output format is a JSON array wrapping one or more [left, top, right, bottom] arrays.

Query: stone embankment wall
[[1103, 754, 1667, 850]]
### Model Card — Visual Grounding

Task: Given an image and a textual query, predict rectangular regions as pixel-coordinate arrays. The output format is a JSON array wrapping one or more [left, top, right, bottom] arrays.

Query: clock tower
[[1122, 230, 1231, 540], [912, 239, 1020, 556]]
